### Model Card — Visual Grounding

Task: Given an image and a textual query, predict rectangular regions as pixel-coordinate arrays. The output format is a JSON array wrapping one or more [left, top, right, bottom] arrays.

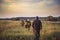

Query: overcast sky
[[0, 0, 60, 18]]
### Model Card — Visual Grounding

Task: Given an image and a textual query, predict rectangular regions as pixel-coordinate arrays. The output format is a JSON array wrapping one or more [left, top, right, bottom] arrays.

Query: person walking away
[[25, 19, 31, 30], [32, 16, 42, 40], [21, 20, 24, 27]]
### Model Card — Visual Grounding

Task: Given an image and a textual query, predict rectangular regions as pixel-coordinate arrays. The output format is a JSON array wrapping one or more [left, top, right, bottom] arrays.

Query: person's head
[[35, 16, 39, 20], [27, 19, 30, 21]]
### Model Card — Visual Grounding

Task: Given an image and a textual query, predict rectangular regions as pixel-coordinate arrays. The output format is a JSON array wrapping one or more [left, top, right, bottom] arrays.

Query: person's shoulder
[[38, 19, 41, 21], [38, 20, 41, 22]]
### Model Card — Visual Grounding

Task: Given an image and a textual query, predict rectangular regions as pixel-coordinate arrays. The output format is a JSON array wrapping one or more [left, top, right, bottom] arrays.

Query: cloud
[[1, 0, 60, 11], [3, 0, 42, 3], [54, 0, 60, 5], [0, 0, 3, 3], [0, 0, 60, 17], [14, 0, 41, 3]]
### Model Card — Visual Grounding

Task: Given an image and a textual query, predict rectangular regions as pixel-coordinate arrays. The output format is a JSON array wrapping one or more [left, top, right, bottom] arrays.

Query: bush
[[42, 32, 60, 40]]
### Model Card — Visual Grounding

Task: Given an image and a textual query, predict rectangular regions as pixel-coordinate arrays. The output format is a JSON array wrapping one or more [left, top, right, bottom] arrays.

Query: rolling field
[[0, 20, 60, 40]]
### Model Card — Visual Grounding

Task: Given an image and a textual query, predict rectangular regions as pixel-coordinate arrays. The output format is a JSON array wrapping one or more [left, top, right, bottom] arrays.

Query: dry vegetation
[[0, 20, 60, 40]]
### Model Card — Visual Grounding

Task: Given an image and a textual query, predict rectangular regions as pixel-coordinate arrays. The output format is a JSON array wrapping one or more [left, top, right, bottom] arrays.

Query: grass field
[[0, 20, 60, 40]]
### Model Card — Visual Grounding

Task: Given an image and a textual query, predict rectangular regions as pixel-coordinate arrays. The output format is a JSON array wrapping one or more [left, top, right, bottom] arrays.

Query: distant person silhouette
[[25, 19, 31, 30], [21, 20, 24, 27], [32, 16, 42, 40]]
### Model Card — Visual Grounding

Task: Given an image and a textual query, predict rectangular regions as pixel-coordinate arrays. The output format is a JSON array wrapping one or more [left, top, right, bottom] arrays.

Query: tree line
[[47, 16, 60, 21]]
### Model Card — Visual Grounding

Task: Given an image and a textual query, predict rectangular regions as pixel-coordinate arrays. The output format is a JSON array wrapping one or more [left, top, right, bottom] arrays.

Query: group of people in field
[[21, 18, 31, 30], [21, 16, 42, 40]]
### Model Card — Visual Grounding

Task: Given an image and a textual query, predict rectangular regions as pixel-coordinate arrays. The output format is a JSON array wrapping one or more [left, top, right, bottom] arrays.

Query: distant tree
[[47, 16, 58, 21], [57, 16, 60, 21], [15, 17, 20, 20], [47, 16, 53, 21], [11, 17, 20, 20]]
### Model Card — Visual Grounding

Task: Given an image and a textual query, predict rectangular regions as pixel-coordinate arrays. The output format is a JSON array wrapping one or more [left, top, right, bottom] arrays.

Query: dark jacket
[[32, 19, 42, 31]]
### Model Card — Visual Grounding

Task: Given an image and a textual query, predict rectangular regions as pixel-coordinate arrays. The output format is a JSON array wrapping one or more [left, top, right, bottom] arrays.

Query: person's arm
[[32, 21, 34, 28], [40, 21, 42, 30], [32, 21, 36, 33]]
